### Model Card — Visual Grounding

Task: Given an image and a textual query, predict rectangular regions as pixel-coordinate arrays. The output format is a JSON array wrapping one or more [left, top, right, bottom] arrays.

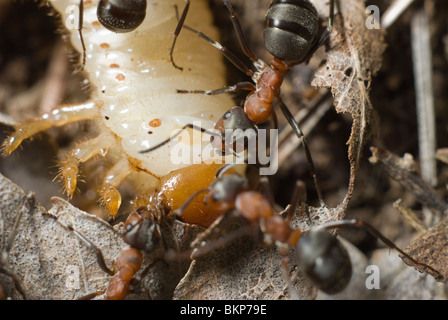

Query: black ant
[[0, 193, 35, 300], [174, 167, 442, 296], [74, 0, 191, 69]]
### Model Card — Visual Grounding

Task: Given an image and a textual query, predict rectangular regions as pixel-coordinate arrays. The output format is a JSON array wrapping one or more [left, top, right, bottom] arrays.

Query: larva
[[2, 0, 234, 220]]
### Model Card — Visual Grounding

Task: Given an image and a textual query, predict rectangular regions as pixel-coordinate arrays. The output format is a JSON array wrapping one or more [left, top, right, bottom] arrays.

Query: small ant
[[0, 193, 35, 300], [52, 197, 184, 300], [75, 0, 191, 69], [175, 167, 442, 296]]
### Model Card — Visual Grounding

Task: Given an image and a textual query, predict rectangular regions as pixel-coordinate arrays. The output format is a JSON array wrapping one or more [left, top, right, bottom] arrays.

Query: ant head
[[212, 106, 258, 152], [122, 206, 162, 252], [97, 0, 147, 33], [264, 0, 319, 63], [207, 173, 249, 205], [295, 229, 352, 294]]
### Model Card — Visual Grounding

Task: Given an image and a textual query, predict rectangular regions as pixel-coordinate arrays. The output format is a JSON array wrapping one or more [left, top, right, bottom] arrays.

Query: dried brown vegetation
[[0, 0, 447, 300]]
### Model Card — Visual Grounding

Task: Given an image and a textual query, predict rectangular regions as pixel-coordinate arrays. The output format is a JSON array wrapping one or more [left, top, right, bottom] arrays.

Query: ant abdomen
[[97, 0, 147, 33], [295, 229, 352, 295], [264, 0, 319, 62]]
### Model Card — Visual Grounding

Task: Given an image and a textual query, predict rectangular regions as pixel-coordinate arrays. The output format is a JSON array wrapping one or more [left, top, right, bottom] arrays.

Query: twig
[[382, 0, 415, 29], [369, 147, 447, 219], [411, 4, 437, 189]]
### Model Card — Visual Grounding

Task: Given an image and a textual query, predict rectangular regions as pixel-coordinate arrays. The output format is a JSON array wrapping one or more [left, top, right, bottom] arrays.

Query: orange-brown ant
[[174, 165, 442, 296], [74, 0, 191, 69]]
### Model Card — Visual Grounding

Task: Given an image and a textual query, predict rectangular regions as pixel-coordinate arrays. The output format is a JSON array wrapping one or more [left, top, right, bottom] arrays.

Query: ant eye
[[295, 229, 352, 294], [125, 223, 134, 232], [223, 111, 232, 119]]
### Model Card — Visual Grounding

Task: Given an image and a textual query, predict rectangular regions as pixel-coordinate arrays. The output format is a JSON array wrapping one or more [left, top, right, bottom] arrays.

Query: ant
[[146, 0, 337, 204], [0, 193, 35, 300], [174, 166, 442, 296], [74, 0, 191, 69], [51, 196, 185, 300]]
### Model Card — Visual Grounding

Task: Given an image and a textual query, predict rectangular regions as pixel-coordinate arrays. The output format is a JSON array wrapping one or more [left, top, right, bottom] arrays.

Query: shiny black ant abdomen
[[96, 0, 147, 32], [264, 0, 321, 62], [295, 229, 352, 295]]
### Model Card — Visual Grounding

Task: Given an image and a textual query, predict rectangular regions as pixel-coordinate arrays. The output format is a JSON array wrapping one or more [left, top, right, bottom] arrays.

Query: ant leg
[[174, 9, 255, 77], [276, 96, 324, 206], [170, 0, 190, 70], [1, 101, 98, 156], [45, 212, 114, 276], [257, 176, 276, 209], [0, 193, 34, 300], [78, 0, 87, 69], [139, 123, 220, 154], [282, 180, 308, 222], [222, 0, 259, 63], [279, 255, 301, 300], [302, 0, 335, 63], [176, 81, 255, 96], [172, 188, 208, 220], [314, 219, 442, 279], [0, 265, 27, 300]]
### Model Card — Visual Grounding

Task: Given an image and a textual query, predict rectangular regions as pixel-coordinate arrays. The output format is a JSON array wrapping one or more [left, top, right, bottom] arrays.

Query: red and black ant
[[51, 196, 187, 300], [74, 0, 191, 69], [143, 0, 337, 204], [174, 165, 442, 296], [0, 193, 35, 300]]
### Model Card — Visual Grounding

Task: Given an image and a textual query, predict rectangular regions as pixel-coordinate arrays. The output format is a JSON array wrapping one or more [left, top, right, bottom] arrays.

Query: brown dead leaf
[[400, 218, 448, 283], [0, 172, 123, 299], [173, 200, 358, 300], [312, 0, 386, 207], [369, 249, 447, 300], [0, 172, 195, 300], [174, 215, 316, 300]]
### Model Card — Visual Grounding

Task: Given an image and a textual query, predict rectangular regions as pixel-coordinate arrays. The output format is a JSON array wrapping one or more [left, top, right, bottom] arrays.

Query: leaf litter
[[1, 0, 448, 300]]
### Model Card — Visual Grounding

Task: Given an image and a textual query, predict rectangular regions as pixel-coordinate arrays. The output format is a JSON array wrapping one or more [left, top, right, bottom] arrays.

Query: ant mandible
[[171, 0, 336, 205], [174, 166, 442, 296], [75, 0, 191, 69]]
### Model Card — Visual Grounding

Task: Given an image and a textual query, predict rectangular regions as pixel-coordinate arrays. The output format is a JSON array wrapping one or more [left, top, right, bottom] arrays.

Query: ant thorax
[[15, 0, 234, 212]]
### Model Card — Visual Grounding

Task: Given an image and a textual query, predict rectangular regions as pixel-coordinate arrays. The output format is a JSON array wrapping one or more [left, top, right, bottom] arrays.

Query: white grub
[[3, 0, 233, 216]]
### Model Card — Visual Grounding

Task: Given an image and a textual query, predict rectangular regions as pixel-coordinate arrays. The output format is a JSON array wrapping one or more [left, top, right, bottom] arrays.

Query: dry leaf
[[369, 248, 447, 300], [400, 218, 448, 284], [173, 201, 364, 299], [0, 173, 196, 300], [312, 0, 386, 206]]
